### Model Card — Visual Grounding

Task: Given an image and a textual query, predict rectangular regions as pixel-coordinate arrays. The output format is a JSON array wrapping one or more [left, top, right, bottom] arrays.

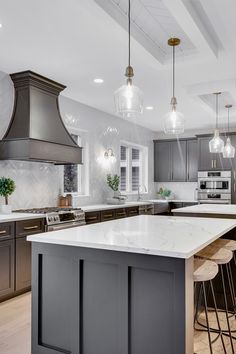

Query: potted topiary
[[0, 177, 16, 213]]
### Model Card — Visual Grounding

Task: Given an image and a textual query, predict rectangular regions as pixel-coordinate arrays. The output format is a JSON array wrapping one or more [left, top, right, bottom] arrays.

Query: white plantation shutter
[[120, 144, 145, 193]]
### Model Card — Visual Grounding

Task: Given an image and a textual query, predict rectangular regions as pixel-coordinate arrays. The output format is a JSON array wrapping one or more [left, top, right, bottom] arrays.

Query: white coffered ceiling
[[0, 0, 236, 132]]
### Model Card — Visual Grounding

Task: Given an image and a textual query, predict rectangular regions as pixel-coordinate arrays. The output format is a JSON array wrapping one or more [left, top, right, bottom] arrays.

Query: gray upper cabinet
[[198, 135, 235, 171], [198, 137, 216, 170], [154, 141, 171, 182], [187, 139, 198, 181], [154, 139, 196, 182], [171, 141, 187, 181]]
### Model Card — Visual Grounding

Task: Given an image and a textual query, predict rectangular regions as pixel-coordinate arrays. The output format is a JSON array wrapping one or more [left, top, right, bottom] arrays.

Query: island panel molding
[[31, 242, 193, 354]]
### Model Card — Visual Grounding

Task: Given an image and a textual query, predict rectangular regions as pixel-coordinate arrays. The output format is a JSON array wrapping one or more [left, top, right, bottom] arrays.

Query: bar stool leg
[[209, 280, 227, 353], [220, 265, 235, 353], [226, 263, 236, 316], [202, 282, 213, 354]]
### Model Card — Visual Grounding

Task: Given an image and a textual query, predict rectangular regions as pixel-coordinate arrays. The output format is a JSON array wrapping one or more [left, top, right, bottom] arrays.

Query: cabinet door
[[15, 236, 31, 291], [0, 239, 14, 299], [187, 140, 198, 181], [154, 141, 171, 182], [171, 141, 187, 181], [198, 137, 216, 170]]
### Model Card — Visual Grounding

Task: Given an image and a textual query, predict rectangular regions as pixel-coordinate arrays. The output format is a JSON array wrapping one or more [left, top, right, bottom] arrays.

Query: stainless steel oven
[[198, 171, 231, 204]]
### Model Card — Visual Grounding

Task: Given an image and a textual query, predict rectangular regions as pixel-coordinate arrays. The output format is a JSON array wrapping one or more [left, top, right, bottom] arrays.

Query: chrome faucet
[[137, 184, 147, 201]]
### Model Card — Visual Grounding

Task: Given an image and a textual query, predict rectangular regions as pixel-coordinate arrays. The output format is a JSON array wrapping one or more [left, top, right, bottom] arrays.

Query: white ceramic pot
[[0, 205, 12, 214]]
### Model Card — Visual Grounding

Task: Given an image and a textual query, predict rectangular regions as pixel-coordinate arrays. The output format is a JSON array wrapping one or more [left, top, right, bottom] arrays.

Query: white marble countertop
[[82, 201, 153, 212], [149, 199, 198, 203], [0, 213, 45, 222], [27, 215, 236, 259], [172, 204, 236, 215]]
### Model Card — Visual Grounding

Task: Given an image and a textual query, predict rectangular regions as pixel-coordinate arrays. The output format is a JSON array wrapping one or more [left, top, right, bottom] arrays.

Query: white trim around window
[[120, 140, 148, 194]]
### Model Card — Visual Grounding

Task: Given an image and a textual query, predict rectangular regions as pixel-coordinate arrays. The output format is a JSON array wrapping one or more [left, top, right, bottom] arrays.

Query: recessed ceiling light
[[145, 106, 154, 110], [93, 78, 104, 84], [0, 24, 3, 29]]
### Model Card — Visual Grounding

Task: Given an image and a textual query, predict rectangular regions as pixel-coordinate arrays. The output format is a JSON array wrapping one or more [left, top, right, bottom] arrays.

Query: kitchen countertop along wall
[[0, 74, 157, 209]]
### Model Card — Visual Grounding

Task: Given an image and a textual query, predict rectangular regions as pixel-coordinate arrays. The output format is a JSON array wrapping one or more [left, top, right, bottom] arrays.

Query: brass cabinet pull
[[234, 170, 236, 179], [211, 160, 213, 169], [87, 216, 98, 221], [117, 212, 125, 216], [129, 210, 137, 214], [215, 160, 217, 168], [0, 230, 7, 234], [234, 183, 236, 193], [103, 214, 113, 218], [24, 225, 39, 230]]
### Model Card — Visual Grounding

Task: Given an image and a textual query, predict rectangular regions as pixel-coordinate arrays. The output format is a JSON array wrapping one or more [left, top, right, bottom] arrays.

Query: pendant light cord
[[216, 93, 218, 129], [128, 0, 131, 67], [173, 44, 175, 98], [228, 107, 230, 133]]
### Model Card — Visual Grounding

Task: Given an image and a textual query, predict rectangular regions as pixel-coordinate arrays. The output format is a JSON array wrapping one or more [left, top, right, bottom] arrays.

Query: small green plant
[[0, 177, 16, 205], [107, 174, 120, 191], [157, 187, 171, 198]]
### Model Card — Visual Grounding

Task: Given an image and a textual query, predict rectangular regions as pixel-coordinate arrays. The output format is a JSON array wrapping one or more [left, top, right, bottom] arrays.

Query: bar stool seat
[[212, 238, 236, 252], [194, 258, 218, 282], [196, 245, 233, 264], [193, 258, 226, 354], [196, 244, 235, 352]]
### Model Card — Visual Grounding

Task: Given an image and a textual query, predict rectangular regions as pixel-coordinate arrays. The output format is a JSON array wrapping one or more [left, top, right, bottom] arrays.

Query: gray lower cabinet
[[15, 236, 31, 291], [154, 139, 197, 182], [0, 222, 15, 300]]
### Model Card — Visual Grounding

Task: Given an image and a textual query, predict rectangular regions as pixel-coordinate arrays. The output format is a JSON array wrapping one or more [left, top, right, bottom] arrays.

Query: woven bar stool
[[212, 238, 236, 315], [196, 245, 235, 353], [194, 258, 226, 354]]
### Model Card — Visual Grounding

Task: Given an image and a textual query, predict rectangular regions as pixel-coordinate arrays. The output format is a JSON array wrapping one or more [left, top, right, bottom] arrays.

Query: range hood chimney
[[0, 70, 82, 164]]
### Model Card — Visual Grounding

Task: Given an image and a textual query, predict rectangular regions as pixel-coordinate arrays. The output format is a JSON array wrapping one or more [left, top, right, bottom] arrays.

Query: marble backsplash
[[0, 161, 61, 209]]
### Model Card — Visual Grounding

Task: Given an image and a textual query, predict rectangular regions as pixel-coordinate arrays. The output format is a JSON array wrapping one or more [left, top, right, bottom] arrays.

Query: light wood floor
[[0, 292, 235, 354]]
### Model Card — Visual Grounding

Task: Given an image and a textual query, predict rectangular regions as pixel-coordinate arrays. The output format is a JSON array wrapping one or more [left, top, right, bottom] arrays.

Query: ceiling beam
[[164, 0, 218, 59], [94, 0, 165, 65]]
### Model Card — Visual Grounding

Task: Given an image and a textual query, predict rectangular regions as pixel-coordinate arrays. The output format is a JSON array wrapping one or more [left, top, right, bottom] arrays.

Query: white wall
[[155, 182, 198, 201], [0, 73, 157, 208]]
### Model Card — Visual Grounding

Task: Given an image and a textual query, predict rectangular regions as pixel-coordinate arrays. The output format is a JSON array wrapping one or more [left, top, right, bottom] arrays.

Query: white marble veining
[[27, 215, 236, 259], [173, 204, 236, 215], [82, 201, 153, 212], [0, 213, 45, 223]]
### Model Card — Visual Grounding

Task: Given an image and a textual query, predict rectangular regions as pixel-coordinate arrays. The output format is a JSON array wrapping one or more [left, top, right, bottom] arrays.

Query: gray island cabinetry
[[28, 215, 236, 354]]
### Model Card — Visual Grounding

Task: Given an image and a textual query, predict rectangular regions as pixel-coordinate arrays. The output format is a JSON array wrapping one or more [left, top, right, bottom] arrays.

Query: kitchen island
[[172, 203, 236, 219], [28, 215, 236, 354]]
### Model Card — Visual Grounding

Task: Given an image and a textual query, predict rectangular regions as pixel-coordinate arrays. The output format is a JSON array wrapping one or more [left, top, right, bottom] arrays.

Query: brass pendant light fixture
[[209, 92, 224, 153], [114, 0, 143, 118], [164, 38, 184, 134], [223, 104, 235, 158]]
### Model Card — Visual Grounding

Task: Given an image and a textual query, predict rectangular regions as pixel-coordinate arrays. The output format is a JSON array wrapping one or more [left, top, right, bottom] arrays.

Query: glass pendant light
[[114, 0, 143, 118], [209, 92, 224, 153], [223, 104, 235, 158], [164, 38, 184, 134]]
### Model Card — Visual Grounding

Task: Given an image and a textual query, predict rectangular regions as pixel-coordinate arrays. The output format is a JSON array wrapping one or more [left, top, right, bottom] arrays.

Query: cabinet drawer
[[0, 222, 14, 240], [127, 207, 139, 217], [101, 210, 115, 222], [16, 218, 45, 237], [85, 211, 101, 224], [115, 208, 127, 219], [170, 202, 183, 210]]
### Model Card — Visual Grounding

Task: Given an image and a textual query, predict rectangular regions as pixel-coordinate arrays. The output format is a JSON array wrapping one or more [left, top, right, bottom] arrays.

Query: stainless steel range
[[15, 207, 86, 231], [198, 171, 231, 204]]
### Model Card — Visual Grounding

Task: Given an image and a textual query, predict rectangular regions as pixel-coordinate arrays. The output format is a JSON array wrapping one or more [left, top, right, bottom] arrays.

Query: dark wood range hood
[[0, 70, 82, 165]]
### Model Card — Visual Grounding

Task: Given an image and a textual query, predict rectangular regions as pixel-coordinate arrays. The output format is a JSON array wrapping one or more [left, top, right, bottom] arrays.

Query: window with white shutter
[[120, 142, 148, 193]]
